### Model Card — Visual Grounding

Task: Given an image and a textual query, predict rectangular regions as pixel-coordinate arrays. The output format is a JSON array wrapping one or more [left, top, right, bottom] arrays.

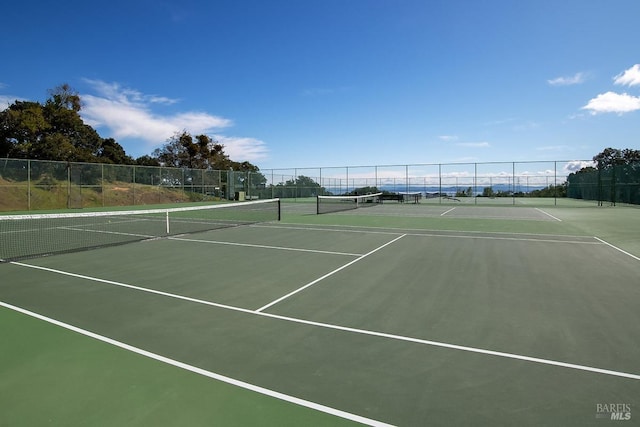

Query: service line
[[255, 234, 406, 312]]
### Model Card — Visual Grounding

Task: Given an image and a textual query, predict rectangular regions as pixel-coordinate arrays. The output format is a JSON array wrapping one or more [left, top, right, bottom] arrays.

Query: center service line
[[9, 261, 640, 381], [255, 234, 407, 312], [440, 207, 456, 216]]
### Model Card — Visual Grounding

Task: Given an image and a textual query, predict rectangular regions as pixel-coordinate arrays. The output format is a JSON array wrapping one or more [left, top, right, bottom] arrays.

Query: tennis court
[[1, 199, 639, 426]]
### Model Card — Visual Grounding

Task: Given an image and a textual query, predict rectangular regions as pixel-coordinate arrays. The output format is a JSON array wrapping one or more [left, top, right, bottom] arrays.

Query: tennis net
[[0, 199, 280, 262], [400, 192, 422, 203], [316, 193, 382, 214]]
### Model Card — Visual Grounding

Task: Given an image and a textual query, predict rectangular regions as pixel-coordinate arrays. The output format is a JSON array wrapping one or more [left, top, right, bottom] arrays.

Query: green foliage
[[455, 187, 473, 197], [529, 183, 567, 198], [135, 155, 161, 166], [0, 85, 129, 163], [151, 131, 261, 173], [1, 84, 256, 173], [482, 187, 495, 197], [593, 147, 640, 170], [348, 186, 379, 196], [270, 175, 325, 198], [96, 138, 135, 164]]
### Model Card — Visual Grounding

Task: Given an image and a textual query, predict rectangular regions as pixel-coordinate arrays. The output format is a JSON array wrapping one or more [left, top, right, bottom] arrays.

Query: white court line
[[61, 227, 156, 239], [405, 232, 602, 245], [593, 237, 640, 261], [534, 208, 562, 222], [169, 237, 362, 257], [255, 234, 407, 312], [267, 222, 588, 239], [440, 207, 456, 216], [0, 301, 393, 427], [252, 223, 402, 236], [8, 261, 640, 381]]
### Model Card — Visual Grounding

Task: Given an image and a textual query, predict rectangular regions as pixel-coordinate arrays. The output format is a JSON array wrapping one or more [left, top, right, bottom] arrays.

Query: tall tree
[[96, 138, 135, 164], [48, 83, 82, 112], [1, 84, 264, 172], [0, 101, 49, 158], [135, 154, 161, 166], [0, 84, 103, 162], [152, 131, 259, 172], [593, 147, 640, 169], [152, 131, 190, 168]]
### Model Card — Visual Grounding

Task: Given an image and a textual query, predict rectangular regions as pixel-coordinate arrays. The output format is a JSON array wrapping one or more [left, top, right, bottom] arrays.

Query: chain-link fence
[[0, 159, 235, 211], [255, 161, 587, 203], [6, 158, 637, 211], [566, 162, 640, 205]]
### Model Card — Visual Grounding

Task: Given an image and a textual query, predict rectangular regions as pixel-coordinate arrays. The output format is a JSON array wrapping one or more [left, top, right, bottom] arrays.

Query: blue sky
[[1, 0, 639, 171]]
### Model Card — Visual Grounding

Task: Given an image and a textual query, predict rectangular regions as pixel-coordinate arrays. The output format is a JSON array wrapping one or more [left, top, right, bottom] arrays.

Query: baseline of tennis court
[[1, 216, 639, 426]]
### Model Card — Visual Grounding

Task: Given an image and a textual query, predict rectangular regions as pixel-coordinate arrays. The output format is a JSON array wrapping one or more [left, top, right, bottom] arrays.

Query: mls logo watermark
[[596, 403, 631, 421]]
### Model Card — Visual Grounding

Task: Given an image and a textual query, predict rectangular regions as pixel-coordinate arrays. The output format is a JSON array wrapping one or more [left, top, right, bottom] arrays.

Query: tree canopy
[[0, 84, 259, 172], [0, 84, 133, 164], [592, 147, 640, 170]]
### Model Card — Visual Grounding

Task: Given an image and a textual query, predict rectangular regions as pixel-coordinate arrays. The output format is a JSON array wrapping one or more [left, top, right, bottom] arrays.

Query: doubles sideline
[[6, 260, 640, 382], [0, 300, 393, 427]]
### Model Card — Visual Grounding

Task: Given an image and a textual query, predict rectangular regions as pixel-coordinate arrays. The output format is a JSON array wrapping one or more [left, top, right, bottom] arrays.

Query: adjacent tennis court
[[1, 199, 639, 426]]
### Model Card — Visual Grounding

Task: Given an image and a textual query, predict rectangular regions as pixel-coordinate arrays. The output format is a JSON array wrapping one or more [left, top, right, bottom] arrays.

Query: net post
[[166, 211, 170, 234], [277, 199, 281, 221]]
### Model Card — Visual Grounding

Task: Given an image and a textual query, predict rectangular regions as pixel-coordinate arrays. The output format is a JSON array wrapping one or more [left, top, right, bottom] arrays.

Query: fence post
[[439, 164, 442, 204], [102, 164, 105, 207], [512, 162, 516, 205], [28, 160, 31, 211], [474, 163, 477, 205], [554, 161, 557, 206]]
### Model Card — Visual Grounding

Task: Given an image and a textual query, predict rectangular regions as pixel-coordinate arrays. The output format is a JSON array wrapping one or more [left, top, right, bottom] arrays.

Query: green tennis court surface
[[2, 200, 639, 426]]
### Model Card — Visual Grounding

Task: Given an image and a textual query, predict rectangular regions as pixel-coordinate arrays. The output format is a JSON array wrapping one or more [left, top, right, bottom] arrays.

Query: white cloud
[[0, 94, 26, 111], [581, 91, 640, 114], [79, 80, 270, 162], [548, 72, 586, 86], [614, 64, 640, 87], [81, 93, 230, 143], [0, 96, 12, 111], [564, 160, 595, 173], [81, 80, 231, 144], [1, 83, 23, 110], [84, 79, 179, 105], [214, 135, 269, 162]]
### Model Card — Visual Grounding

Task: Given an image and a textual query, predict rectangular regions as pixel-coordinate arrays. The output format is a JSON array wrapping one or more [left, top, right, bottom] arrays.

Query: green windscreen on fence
[[567, 163, 640, 205]]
